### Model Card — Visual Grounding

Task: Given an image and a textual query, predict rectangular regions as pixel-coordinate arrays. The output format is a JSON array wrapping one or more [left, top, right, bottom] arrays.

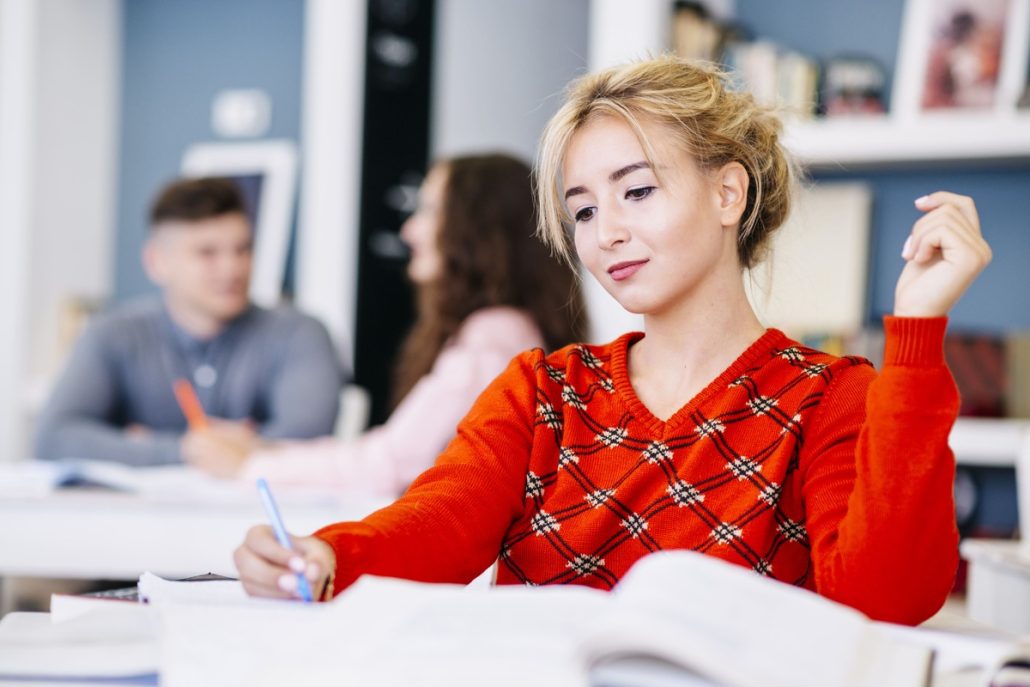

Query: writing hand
[[234, 525, 336, 600]]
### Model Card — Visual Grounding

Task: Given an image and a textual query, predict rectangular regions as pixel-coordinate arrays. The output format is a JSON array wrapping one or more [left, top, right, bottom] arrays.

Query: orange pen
[[172, 378, 208, 430]]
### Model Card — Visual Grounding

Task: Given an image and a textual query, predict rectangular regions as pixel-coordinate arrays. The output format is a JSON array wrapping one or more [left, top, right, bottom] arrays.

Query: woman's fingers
[[915, 191, 981, 232], [905, 203, 974, 257], [904, 195, 989, 266], [234, 526, 335, 600], [234, 525, 300, 598]]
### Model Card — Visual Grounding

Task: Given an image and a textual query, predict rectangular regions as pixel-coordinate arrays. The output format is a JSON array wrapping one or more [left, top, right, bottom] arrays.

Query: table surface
[[0, 486, 388, 580]]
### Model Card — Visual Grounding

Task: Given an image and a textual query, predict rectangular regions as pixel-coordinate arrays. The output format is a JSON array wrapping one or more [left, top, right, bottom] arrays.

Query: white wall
[[295, 0, 367, 371], [30, 0, 120, 380], [0, 0, 120, 461], [431, 0, 590, 162], [0, 0, 37, 461]]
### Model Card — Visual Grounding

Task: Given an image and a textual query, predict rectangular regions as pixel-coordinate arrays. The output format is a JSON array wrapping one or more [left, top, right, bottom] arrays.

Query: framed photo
[[892, 0, 1030, 118], [180, 140, 298, 308]]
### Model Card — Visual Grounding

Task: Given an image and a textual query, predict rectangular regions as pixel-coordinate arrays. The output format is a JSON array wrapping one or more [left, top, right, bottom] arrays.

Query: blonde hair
[[536, 55, 796, 268]]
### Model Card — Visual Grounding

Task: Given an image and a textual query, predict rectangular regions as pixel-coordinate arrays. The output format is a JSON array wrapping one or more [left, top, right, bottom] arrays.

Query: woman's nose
[[595, 205, 629, 249]]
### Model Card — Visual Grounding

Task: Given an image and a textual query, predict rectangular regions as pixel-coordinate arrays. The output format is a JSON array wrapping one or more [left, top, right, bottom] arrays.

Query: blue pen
[[256, 478, 313, 602]]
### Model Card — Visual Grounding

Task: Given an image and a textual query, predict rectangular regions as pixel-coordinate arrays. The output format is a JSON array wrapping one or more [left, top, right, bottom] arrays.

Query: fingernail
[[915, 195, 930, 206], [288, 557, 306, 573], [278, 574, 297, 592], [902, 236, 913, 258]]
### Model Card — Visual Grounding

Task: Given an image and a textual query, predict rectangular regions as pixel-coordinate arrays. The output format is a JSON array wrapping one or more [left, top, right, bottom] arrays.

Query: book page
[[160, 574, 608, 687], [137, 571, 248, 605], [157, 553, 932, 687], [587, 551, 931, 687]]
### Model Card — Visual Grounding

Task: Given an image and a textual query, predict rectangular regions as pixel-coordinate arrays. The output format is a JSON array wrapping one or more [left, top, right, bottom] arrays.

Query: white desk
[[0, 488, 387, 580]]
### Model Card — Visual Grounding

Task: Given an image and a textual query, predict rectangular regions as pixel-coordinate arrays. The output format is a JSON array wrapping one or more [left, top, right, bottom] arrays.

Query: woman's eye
[[575, 207, 595, 223], [626, 186, 655, 201]]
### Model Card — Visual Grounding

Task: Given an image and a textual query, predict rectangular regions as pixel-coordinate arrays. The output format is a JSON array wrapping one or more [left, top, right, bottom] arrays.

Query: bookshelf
[[784, 114, 1030, 170]]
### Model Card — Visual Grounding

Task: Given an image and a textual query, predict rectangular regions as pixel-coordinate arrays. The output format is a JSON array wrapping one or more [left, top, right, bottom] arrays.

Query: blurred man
[[35, 177, 343, 475]]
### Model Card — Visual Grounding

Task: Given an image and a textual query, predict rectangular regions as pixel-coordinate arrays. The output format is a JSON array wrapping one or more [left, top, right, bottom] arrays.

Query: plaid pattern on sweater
[[497, 329, 866, 589], [316, 317, 960, 625]]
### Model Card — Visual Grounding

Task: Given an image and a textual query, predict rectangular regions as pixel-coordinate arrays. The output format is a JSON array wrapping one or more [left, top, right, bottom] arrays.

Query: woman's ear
[[716, 161, 749, 229]]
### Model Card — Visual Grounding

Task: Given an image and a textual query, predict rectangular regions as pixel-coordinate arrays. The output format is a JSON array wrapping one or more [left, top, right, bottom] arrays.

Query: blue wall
[[114, 0, 304, 301], [737, 0, 1030, 333]]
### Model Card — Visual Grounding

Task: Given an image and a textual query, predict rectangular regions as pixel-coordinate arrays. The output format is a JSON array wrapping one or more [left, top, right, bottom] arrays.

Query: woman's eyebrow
[[609, 160, 650, 183], [564, 161, 651, 200]]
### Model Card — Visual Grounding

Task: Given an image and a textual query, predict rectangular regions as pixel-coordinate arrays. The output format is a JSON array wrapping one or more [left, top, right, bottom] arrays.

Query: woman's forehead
[[563, 115, 689, 182]]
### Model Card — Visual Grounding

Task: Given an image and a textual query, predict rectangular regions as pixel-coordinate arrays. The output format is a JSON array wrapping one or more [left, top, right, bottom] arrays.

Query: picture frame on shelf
[[892, 0, 1030, 119], [180, 140, 298, 308]]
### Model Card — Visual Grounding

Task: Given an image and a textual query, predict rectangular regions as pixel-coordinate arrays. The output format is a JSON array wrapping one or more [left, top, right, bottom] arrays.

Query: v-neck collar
[[607, 328, 789, 436]]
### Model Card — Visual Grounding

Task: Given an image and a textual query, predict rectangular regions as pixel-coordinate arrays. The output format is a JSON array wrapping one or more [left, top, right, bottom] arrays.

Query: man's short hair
[[149, 176, 246, 229]]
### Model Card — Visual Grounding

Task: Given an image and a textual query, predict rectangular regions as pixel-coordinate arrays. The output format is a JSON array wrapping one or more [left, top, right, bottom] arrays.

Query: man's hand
[[182, 418, 261, 478]]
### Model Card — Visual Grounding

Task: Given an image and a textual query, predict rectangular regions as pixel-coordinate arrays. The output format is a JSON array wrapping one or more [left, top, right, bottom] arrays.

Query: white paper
[[0, 611, 158, 680]]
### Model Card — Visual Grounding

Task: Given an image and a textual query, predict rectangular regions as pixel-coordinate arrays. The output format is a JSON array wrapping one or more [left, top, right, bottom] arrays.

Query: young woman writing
[[234, 57, 991, 625]]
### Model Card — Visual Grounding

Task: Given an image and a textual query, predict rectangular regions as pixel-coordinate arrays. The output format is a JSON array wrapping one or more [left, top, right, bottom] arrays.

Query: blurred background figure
[[234, 153, 587, 495], [34, 177, 343, 471]]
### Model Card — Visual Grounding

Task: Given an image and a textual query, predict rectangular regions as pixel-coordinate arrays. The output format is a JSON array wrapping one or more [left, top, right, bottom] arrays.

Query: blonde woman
[[235, 57, 990, 625]]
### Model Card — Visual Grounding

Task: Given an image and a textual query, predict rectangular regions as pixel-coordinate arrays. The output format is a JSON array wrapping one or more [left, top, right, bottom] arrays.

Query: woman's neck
[[629, 273, 765, 421]]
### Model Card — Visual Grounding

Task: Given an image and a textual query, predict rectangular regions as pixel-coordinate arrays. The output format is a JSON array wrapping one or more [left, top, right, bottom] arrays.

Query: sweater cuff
[[882, 316, 948, 367], [312, 521, 380, 597]]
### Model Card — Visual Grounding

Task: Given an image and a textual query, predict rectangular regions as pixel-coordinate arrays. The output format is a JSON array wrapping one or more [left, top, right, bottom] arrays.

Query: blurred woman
[[236, 153, 587, 495]]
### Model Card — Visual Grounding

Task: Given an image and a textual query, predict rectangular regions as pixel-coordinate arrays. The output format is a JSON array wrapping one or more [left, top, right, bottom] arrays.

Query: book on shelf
[[1007, 333, 1030, 419]]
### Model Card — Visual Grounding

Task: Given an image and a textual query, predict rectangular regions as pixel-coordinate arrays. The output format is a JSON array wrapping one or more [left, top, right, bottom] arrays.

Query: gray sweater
[[34, 296, 344, 466]]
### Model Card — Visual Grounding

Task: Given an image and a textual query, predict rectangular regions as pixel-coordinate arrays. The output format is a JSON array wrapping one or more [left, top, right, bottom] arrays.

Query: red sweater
[[316, 317, 960, 624]]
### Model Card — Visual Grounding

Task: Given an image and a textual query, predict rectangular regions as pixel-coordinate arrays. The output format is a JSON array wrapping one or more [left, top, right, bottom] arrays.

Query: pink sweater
[[241, 307, 544, 496]]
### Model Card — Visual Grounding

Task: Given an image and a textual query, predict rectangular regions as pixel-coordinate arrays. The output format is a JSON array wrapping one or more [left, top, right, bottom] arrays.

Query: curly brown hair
[[391, 153, 589, 408]]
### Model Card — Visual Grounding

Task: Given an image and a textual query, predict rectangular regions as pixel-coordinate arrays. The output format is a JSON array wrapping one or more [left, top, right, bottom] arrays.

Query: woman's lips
[[608, 259, 648, 281]]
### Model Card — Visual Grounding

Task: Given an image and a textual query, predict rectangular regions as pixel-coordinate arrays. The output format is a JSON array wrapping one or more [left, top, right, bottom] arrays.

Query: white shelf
[[950, 417, 1030, 468], [783, 114, 1030, 170]]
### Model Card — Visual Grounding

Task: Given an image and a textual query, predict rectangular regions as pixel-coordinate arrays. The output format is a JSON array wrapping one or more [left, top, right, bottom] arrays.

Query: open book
[[6, 554, 1028, 686], [158, 551, 935, 687]]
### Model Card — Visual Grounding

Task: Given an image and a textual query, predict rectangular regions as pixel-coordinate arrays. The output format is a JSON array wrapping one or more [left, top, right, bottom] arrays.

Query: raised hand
[[894, 192, 992, 318]]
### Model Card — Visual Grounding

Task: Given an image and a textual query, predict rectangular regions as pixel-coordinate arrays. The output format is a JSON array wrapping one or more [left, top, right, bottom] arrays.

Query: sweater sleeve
[[800, 316, 959, 625], [311, 351, 541, 593]]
